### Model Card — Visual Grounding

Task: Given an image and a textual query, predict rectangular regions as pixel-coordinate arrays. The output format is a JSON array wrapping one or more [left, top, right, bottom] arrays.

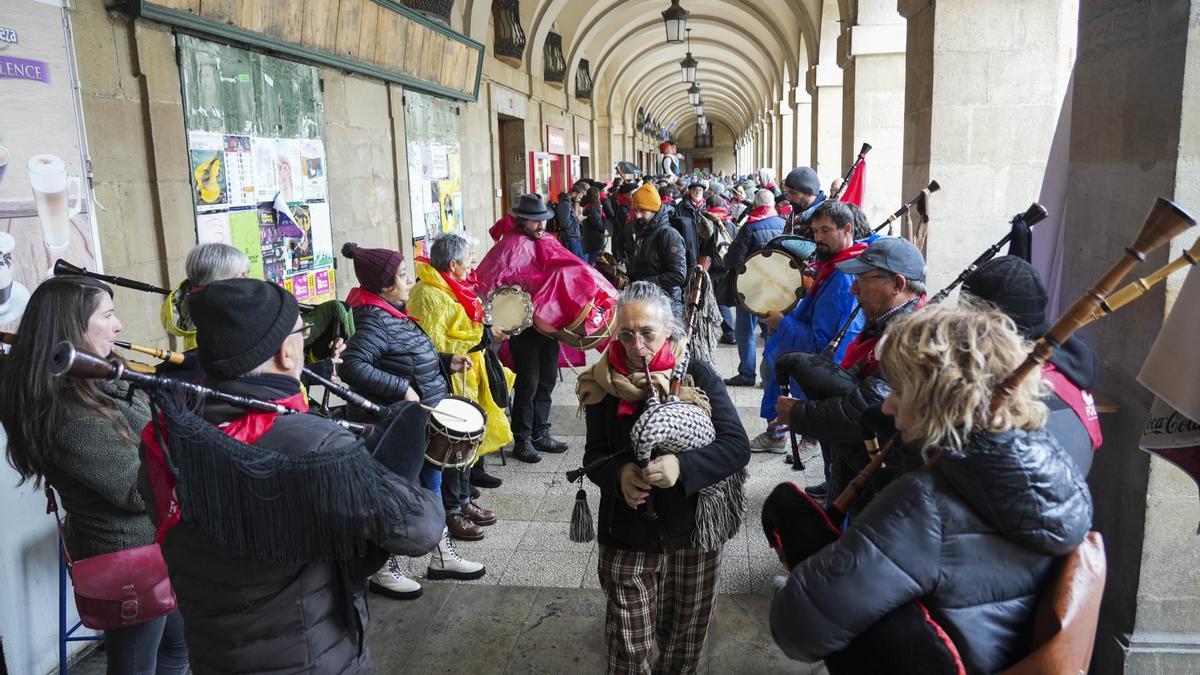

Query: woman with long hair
[[0, 276, 188, 674]]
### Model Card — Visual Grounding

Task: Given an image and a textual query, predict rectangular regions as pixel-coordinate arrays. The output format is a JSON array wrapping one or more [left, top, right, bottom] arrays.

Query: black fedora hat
[[511, 194, 555, 221]]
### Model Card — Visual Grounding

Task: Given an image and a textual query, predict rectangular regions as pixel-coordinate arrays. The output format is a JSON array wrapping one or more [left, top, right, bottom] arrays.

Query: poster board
[[177, 35, 335, 303], [0, 2, 102, 332], [404, 90, 462, 253]]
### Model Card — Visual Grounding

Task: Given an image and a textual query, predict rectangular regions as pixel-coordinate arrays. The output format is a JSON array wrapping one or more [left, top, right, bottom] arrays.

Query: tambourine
[[485, 285, 534, 336], [734, 249, 807, 315]]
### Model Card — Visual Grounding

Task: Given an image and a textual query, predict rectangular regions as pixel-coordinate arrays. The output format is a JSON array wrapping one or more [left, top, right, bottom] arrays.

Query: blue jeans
[[719, 305, 734, 335], [103, 610, 188, 675], [441, 466, 472, 514], [735, 307, 760, 379]]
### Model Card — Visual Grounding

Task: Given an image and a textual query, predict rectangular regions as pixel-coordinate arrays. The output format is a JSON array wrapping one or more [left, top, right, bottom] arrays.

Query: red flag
[[839, 156, 866, 207]]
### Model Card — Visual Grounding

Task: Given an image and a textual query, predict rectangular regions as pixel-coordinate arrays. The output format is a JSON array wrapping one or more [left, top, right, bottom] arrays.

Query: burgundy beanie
[[341, 242, 404, 293]]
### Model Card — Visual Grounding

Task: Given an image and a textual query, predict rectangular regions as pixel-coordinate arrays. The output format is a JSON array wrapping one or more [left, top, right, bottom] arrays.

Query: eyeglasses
[[289, 323, 314, 340], [616, 328, 660, 344], [854, 272, 893, 284]]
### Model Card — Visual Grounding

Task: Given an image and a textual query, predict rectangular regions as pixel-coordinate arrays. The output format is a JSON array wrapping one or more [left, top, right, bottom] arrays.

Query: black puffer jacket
[[770, 428, 1093, 674], [584, 359, 750, 552], [627, 209, 687, 302], [555, 196, 582, 241], [341, 303, 450, 406], [670, 198, 703, 270], [582, 202, 610, 254]]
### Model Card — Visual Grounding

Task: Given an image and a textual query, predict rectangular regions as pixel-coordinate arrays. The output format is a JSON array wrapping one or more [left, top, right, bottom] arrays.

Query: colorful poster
[[275, 138, 303, 203], [222, 134, 255, 207], [307, 201, 333, 268], [251, 137, 279, 202], [188, 131, 228, 211], [0, 2, 103, 332], [229, 209, 263, 279], [301, 139, 326, 201]]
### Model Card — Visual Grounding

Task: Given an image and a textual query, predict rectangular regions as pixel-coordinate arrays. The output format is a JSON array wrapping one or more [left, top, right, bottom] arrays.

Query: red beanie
[[341, 242, 404, 293]]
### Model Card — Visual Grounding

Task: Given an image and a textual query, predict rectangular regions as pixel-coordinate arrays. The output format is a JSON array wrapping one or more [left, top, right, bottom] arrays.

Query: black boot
[[532, 433, 569, 454], [472, 463, 503, 488], [511, 438, 543, 464]]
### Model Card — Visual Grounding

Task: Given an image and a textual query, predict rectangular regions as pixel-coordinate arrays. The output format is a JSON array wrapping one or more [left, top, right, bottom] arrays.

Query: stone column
[[778, 100, 793, 174], [838, 9, 906, 225], [899, 0, 1076, 291], [1055, 0, 1200, 672], [807, 63, 843, 188], [762, 113, 774, 172], [793, 87, 812, 171]]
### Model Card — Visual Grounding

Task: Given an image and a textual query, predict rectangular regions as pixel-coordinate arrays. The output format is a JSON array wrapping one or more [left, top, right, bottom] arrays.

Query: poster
[[403, 91, 462, 246], [178, 37, 335, 304], [0, 2, 103, 331]]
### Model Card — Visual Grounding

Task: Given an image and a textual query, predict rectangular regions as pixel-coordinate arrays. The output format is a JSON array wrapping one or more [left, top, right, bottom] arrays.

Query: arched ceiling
[[459, 0, 826, 138]]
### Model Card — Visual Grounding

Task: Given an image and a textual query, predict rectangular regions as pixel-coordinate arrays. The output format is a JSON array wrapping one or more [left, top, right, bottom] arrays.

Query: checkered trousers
[[597, 545, 723, 675]]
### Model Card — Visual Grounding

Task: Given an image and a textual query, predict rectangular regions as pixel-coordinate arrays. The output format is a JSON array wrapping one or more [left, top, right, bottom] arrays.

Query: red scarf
[[809, 241, 870, 297], [747, 205, 777, 222], [141, 392, 308, 542], [346, 287, 418, 322], [607, 339, 675, 416], [690, 197, 706, 210], [778, 202, 794, 217], [618, 194, 632, 207], [1043, 363, 1104, 449], [415, 256, 483, 323], [706, 207, 729, 218]]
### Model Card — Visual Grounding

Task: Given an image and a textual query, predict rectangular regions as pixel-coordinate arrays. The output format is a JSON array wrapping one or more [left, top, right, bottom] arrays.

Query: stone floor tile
[[455, 519, 531, 550], [399, 585, 540, 673], [707, 594, 811, 674], [521, 519, 595, 552], [534, 493, 583, 522], [502, 549, 591, 588], [475, 492, 542, 521], [503, 588, 609, 674], [365, 582, 458, 667]]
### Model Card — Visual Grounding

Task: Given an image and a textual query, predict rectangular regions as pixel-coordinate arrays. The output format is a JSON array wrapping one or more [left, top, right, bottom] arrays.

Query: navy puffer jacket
[[769, 427, 1092, 674], [340, 304, 450, 407]]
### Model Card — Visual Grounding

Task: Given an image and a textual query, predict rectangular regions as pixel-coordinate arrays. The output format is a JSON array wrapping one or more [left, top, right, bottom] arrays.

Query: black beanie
[[783, 166, 820, 195], [189, 278, 300, 379], [961, 255, 1048, 335]]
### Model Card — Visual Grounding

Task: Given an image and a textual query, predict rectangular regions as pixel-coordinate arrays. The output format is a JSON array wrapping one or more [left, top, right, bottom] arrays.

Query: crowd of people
[[0, 154, 1101, 674]]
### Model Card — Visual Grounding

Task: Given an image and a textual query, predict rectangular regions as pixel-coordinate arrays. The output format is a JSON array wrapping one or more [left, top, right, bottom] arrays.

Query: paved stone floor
[[77, 343, 827, 673]]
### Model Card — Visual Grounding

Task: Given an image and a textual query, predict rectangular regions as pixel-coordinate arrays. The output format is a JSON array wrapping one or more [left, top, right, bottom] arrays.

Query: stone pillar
[[1055, 0, 1200, 671], [778, 100, 793, 174], [838, 8, 906, 225], [899, 0, 1076, 291], [793, 87, 812, 172], [762, 113, 774, 172], [807, 64, 843, 188]]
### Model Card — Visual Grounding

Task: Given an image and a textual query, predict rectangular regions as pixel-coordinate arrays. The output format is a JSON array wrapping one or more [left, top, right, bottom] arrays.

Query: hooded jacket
[[627, 208, 687, 301], [770, 427, 1093, 674]]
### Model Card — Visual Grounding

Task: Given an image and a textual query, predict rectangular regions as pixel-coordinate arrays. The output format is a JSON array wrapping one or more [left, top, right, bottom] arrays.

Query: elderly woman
[[161, 242, 250, 350], [769, 305, 1092, 673], [339, 242, 484, 599], [407, 233, 513, 510], [576, 281, 751, 674]]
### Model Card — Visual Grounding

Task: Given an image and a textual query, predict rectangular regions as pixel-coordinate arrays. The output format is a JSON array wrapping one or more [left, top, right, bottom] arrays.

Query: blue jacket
[[759, 268, 863, 420]]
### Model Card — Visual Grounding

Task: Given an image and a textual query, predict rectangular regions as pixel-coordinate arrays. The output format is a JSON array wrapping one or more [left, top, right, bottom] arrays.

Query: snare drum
[[485, 285, 534, 336], [534, 299, 615, 351], [425, 396, 487, 469], [734, 249, 807, 315]]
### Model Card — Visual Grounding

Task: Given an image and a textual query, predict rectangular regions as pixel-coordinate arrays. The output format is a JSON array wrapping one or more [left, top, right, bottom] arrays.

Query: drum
[[485, 285, 534, 336], [769, 235, 818, 261], [735, 249, 807, 315], [425, 396, 487, 469], [534, 299, 615, 351]]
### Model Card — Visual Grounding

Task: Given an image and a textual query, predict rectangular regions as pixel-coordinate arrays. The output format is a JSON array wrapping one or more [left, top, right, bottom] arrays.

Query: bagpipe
[[928, 202, 1049, 304], [761, 197, 1196, 674], [828, 143, 871, 201]]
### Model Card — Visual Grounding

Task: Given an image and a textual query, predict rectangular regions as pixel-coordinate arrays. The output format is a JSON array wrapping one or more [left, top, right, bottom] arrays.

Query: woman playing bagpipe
[[768, 304, 1092, 673], [574, 280, 750, 674]]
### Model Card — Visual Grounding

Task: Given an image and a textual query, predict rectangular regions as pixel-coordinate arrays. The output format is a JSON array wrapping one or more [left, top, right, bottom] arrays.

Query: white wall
[[0, 427, 97, 675]]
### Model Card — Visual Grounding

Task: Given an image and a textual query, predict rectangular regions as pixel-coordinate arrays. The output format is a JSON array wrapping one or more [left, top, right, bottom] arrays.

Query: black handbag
[[471, 330, 510, 409]]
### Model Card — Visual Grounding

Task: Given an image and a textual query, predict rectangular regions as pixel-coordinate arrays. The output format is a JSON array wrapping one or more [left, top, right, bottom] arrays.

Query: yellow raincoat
[[408, 261, 515, 457]]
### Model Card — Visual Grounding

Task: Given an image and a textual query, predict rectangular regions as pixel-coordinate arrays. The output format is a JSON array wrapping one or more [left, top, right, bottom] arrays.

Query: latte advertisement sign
[[0, 2, 102, 331]]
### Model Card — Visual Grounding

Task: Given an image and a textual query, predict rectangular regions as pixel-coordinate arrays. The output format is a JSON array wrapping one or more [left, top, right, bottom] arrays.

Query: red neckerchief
[[141, 392, 308, 542], [762, 182, 777, 190], [839, 297, 929, 375], [661, 195, 672, 204], [690, 197, 705, 210], [809, 241, 870, 298], [432, 263, 484, 323], [346, 287, 418, 322], [1043, 363, 1104, 449], [706, 207, 729, 218], [607, 339, 675, 416], [778, 202, 794, 217], [747, 205, 777, 222], [618, 194, 632, 207]]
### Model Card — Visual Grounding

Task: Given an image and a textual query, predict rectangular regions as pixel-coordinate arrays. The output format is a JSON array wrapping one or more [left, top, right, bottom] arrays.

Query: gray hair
[[905, 278, 927, 296], [429, 233, 474, 272], [617, 281, 683, 340], [753, 189, 774, 207], [186, 242, 249, 286]]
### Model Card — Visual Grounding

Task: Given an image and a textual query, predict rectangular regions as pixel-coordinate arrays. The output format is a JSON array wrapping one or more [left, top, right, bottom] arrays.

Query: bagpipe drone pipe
[[761, 197, 1196, 674]]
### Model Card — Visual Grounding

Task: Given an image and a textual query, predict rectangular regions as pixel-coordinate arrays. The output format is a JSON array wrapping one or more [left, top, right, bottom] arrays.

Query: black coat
[[670, 199, 703, 270], [151, 375, 444, 675], [555, 196, 582, 241], [613, 201, 633, 261], [584, 359, 750, 552], [582, 202, 610, 254], [770, 428, 1092, 673], [627, 209, 687, 301], [341, 303, 450, 407]]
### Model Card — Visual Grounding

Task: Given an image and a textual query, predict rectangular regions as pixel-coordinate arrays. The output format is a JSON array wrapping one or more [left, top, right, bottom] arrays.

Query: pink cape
[[479, 215, 618, 350]]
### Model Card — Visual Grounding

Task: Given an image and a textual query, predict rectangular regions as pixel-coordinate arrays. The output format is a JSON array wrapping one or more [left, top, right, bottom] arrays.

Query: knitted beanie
[[341, 242, 403, 293], [631, 182, 662, 213], [961, 255, 1048, 335], [784, 166, 821, 195], [189, 278, 300, 380]]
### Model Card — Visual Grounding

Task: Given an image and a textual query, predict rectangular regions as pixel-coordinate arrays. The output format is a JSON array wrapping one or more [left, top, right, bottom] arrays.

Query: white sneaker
[[369, 555, 423, 600], [427, 527, 486, 581]]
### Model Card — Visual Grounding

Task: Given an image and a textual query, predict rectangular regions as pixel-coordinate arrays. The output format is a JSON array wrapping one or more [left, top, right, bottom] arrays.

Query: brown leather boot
[[461, 501, 497, 526], [446, 512, 485, 541]]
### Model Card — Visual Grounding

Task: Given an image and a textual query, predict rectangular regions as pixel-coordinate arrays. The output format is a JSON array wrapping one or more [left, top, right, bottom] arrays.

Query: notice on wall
[[178, 35, 336, 304], [0, 2, 103, 332], [403, 91, 462, 244]]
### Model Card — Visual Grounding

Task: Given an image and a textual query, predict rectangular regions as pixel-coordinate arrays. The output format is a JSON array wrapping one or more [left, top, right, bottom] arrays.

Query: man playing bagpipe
[[140, 279, 445, 674], [773, 237, 928, 511]]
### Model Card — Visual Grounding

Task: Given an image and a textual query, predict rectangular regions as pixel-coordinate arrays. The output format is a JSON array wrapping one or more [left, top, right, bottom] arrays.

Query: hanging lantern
[[695, 99, 704, 117], [679, 29, 698, 83], [687, 82, 701, 106], [661, 0, 689, 44]]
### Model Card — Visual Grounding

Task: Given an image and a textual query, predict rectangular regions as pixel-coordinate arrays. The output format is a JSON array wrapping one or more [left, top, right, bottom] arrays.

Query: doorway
[[497, 115, 526, 210]]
